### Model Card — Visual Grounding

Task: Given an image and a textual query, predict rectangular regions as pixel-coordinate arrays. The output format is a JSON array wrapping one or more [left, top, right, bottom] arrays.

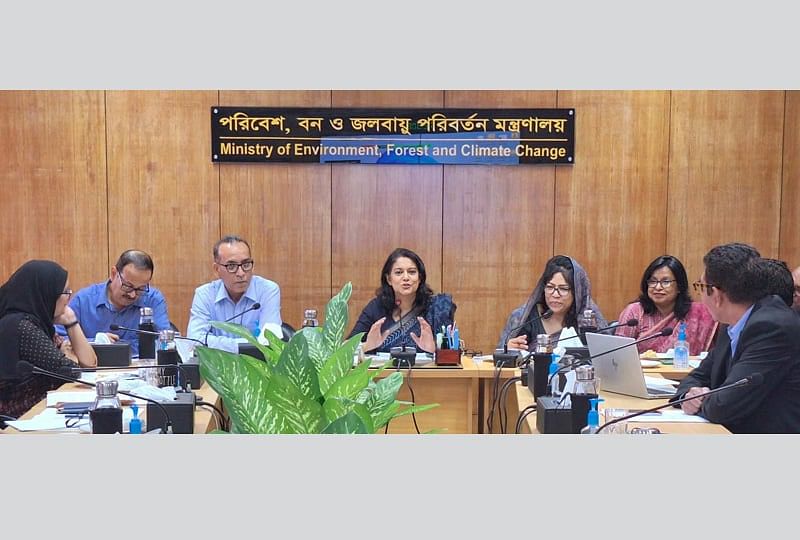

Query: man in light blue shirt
[[58, 250, 170, 357], [187, 235, 281, 353]]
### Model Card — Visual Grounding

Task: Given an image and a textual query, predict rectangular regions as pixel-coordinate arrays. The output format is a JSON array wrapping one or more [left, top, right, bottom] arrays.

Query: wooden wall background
[[1, 90, 797, 353]]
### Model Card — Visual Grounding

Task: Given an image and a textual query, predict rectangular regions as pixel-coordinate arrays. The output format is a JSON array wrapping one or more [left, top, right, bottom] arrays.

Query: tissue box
[[435, 349, 461, 366]]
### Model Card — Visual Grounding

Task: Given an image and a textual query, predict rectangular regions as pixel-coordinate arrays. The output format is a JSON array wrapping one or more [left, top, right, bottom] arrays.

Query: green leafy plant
[[196, 282, 437, 433]]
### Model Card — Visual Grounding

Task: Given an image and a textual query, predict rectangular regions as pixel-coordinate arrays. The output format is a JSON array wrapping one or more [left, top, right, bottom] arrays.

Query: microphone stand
[[201, 302, 261, 346], [390, 304, 416, 368], [595, 374, 761, 433], [494, 308, 554, 368], [19, 361, 175, 433]]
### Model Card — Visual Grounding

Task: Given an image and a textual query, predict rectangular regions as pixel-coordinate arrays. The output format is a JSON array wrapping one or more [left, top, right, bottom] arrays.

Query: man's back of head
[[703, 242, 762, 305]]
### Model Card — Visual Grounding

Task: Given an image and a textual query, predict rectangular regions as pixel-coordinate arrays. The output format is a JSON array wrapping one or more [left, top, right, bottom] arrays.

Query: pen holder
[[435, 348, 461, 366]]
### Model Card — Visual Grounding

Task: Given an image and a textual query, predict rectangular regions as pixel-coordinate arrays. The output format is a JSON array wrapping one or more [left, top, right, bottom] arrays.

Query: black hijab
[[0, 260, 68, 380]]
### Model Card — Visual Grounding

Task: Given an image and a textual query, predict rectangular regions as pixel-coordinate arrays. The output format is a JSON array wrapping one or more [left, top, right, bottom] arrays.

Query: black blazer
[[673, 295, 800, 433]]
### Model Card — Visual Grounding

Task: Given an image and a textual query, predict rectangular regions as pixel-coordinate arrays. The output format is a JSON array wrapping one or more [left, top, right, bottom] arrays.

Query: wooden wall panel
[[667, 91, 785, 291], [0, 91, 107, 289], [442, 91, 558, 352], [555, 91, 671, 323], [780, 91, 800, 268], [331, 91, 444, 334], [218, 91, 332, 330], [106, 91, 220, 333]]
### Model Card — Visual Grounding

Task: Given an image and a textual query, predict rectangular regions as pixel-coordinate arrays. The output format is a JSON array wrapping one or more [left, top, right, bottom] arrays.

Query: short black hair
[[115, 250, 154, 274], [702, 243, 762, 304], [213, 235, 251, 260], [749, 258, 794, 307], [637, 255, 693, 319]]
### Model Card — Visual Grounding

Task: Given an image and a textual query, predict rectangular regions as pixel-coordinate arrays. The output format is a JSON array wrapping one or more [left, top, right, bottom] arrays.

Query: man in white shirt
[[187, 235, 281, 352]]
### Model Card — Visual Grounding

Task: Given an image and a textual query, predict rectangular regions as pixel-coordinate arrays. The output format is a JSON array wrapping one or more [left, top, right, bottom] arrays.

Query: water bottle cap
[[304, 309, 317, 319], [159, 329, 176, 341], [140, 307, 153, 316], [95, 379, 118, 397], [575, 365, 595, 381]]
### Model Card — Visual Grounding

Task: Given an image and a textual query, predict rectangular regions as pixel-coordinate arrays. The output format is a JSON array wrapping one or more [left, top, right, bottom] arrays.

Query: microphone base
[[180, 361, 204, 391], [146, 391, 195, 434], [492, 350, 519, 368], [535, 396, 574, 434], [390, 348, 416, 368]]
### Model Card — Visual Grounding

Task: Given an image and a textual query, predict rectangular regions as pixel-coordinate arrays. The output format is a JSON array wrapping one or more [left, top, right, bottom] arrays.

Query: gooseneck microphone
[[585, 327, 673, 363], [493, 308, 554, 368], [109, 324, 206, 347], [391, 300, 416, 368], [16, 361, 175, 433], [203, 302, 262, 346], [598, 318, 639, 333], [595, 373, 764, 433]]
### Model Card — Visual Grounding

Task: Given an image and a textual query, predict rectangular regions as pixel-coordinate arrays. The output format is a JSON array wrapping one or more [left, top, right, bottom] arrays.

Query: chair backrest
[[281, 322, 296, 342]]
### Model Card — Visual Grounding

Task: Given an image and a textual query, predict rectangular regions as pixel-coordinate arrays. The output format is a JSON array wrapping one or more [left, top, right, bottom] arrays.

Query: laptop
[[92, 342, 132, 367], [585, 333, 676, 400]]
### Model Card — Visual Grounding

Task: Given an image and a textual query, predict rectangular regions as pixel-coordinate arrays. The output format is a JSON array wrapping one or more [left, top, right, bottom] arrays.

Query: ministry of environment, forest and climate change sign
[[211, 107, 575, 165]]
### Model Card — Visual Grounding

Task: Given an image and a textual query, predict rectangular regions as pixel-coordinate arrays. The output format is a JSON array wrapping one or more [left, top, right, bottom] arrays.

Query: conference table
[[4, 376, 220, 435], [513, 380, 730, 434]]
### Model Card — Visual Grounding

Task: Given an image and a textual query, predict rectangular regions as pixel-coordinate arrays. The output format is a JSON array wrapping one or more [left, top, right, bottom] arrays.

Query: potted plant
[[196, 282, 436, 433]]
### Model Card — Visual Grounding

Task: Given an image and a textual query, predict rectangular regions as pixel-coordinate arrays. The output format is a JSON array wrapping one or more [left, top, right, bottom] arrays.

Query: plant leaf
[[300, 326, 327, 373], [318, 334, 362, 395], [259, 372, 325, 433], [321, 282, 351, 357], [324, 353, 373, 401], [321, 410, 369, 434], [364, 372, 406, 428], [275, 332, 320, 400], [197, 346, 273, 433], [211, 321, 277, 364]]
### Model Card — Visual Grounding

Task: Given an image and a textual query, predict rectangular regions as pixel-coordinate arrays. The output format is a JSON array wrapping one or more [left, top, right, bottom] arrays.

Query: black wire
[[515, 405, 537, 434], [197, 402, 228, 431], [486, 363, 503, 432], [498, 376, 522, 433], [406, 361, 421, 434]]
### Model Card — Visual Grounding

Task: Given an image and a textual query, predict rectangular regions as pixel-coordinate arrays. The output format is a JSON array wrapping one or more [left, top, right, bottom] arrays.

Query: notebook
[[92, 342, 131, 367], [585, 333, 677, 400]]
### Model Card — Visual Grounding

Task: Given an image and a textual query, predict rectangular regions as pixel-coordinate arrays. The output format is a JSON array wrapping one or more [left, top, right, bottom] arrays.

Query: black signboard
[[211, 107, 575, 165]]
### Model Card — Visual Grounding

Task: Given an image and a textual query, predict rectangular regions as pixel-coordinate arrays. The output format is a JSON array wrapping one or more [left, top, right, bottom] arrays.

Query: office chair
[[281, 322, 296, 342]]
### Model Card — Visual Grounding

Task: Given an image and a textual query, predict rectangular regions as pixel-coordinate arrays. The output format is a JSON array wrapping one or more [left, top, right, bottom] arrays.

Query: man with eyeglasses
[[57, 250, 170, 357], [672, 243, 800, 433], [187, 235, 281, 353]]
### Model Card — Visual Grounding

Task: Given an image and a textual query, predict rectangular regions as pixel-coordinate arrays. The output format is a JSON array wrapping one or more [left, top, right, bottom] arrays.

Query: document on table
[[6, 407, 90, 431], [626, 408, 710, 423]]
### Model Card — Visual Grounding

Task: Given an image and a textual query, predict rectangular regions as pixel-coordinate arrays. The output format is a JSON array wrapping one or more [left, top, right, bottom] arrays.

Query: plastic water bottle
[[138, 306, 156, 360], [674, 322, 689, 369], [578, 309, 598, 345], [302, 309, 319, 328]]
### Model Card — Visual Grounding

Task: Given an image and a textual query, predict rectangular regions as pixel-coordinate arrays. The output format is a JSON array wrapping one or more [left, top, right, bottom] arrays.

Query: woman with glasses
[[499, 255, 606, 351], [616, 255, 716, 354], [0, 260, 96, 420], [348, 248, 456, 354]]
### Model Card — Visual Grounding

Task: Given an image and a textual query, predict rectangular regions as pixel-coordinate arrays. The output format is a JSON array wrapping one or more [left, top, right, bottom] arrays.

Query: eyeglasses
[[60, 289, 73, 298], [647, 279, 675, 289], [692, 281, 716, 295], [218, 260, 254, 273], [544, 284, 572, 296], [117, 273, 150, 295]]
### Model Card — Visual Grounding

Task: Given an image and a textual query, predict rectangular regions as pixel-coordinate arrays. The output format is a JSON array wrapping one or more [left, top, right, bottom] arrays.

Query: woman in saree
[[616, 255, 716, 355], [348, 248, 456, 354]]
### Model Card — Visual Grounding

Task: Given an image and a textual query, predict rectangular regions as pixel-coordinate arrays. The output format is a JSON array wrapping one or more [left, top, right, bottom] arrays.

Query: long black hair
[[530, 255, 578, 328], [638, 255, 692, 319], [376, 248, 433, 313]]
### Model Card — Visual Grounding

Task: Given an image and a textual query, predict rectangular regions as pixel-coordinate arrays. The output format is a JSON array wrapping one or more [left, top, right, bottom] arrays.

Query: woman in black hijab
[[0, 260, 96, 421]]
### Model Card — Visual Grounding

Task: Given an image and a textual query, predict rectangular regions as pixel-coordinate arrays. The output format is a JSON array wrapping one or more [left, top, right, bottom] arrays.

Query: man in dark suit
[[673, 243, 800, 433]]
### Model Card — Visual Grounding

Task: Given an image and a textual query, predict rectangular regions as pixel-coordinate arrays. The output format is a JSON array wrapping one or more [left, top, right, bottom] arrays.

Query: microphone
[[391, 299, 416, 368], [585, 327, 673, 364], [596, 373, 764, 433], [598, 318, 639, 333], [203, 302, 262, 346], [16, 360, 177, 434], [493, 308, 554, 368], [110, 324, 206, 347]]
